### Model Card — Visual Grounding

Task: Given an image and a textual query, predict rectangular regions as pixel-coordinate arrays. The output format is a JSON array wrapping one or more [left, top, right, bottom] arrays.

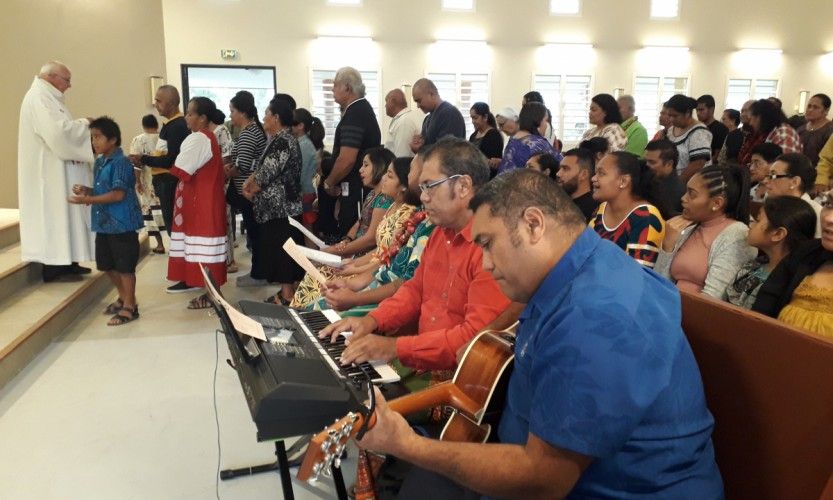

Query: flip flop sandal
[[187, 293, 213, 310], [264, 293, 291, 306], [103, 299, 123, 315], [108, 306, 139, 326]]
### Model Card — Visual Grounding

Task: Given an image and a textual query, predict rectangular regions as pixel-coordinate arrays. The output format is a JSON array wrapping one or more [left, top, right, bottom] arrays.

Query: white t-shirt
[[801, 192, 823, 238], [666, 124, 712, 175]]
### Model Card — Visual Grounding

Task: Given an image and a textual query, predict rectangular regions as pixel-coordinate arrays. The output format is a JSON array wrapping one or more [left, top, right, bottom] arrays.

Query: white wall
[[161, 0, 833, 131], [2, 0, 167, 208], [5, 0, 832, 209]]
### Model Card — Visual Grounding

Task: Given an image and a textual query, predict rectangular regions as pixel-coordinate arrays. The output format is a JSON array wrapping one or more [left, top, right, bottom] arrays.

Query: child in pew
[[725, 196, 817, 309], [68, 117, 144, 326]]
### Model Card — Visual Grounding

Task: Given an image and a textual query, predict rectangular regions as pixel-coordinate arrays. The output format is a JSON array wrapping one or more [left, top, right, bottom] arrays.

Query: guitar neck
[[297, 382, 471, 481], [297, 329, 515, 483]]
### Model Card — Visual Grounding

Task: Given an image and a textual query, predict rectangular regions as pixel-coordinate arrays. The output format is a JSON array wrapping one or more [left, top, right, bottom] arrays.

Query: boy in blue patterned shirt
[[69, 117, 144, 326]]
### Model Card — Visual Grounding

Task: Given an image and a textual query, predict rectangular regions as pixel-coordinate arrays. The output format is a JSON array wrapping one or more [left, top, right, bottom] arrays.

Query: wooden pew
[[680, 291, 833, 500]]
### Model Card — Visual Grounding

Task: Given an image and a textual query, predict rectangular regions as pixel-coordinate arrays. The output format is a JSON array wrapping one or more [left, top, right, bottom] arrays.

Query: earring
[[711, 206, 717, 211]]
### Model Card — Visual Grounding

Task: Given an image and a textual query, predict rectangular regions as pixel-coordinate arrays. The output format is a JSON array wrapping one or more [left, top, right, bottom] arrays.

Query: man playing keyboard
[[320, 138, 512, 372]]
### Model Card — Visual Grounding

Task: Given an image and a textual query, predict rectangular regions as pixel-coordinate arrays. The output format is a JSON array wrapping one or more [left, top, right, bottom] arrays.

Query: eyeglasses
[[52, 73, 71, 84], [820, 190, 833, 209], [418, 175, 462, 194], [767, 173, 792, 181]]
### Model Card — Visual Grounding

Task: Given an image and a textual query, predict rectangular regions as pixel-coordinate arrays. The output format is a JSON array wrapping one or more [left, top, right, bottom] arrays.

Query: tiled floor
[[0, 244, 356, 499]]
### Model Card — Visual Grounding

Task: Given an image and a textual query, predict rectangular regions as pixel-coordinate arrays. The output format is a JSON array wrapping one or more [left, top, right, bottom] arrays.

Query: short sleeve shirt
[[91, 148, 144, 234], [497, 134, 560, 174], [667, 124, 712, 174], [333, 98, 382, 186], [590, 203, 666, 268], [498, 228, 724, 499]]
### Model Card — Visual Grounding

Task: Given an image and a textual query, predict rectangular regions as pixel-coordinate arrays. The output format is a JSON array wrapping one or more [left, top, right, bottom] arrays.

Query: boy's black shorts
[[95, 232, 139, 274]]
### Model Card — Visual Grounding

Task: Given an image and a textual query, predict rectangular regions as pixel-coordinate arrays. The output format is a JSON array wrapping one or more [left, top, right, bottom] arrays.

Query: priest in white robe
[[18, 61, 95, 281]]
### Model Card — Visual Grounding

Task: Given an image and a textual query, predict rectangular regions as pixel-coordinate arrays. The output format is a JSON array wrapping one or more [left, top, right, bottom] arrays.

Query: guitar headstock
[[297, 411, 366, 482]]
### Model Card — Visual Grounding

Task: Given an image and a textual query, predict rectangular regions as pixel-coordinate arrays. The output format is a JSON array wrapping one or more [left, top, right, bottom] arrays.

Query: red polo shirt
[[368, 217, 511, 371]]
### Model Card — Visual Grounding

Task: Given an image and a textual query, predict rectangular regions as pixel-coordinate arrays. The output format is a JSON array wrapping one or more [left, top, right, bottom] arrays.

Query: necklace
[[808, 120, 830, 132], [384, 200, 403, 217], [379, 210, 428, 266]]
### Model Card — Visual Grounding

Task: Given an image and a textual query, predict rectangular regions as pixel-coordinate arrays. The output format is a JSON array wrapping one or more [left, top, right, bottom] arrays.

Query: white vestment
[[18, 77, 95, 265]]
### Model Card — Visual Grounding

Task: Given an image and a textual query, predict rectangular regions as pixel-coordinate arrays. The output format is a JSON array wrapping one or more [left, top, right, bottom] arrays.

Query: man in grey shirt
[[409, 78, 466, 153]]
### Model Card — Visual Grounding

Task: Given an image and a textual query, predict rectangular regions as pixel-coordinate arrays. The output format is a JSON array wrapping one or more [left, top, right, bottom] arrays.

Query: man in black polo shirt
[[129, 85, 189, 236], [409, 78, 466, 153], [696, 95, 728, 164], [556, 148, 599, 222], [320, 67, 382, 238]]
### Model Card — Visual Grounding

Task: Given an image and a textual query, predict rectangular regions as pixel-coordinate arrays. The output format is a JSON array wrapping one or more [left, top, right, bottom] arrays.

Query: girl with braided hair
[[655, 164, 758, 298]]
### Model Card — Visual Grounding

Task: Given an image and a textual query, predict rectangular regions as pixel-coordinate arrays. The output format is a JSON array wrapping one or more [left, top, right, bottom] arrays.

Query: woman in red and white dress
[[167, 96, 228, 308]]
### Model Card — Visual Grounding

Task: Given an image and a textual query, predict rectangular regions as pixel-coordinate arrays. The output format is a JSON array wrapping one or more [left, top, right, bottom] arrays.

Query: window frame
[[724, 77, 780, 110], [531, 73, 595, 147], [549, 0, 582, 16], [631, 74, 690, 138], [180, 63, 277, 123], [309, 67, 383, 148], [441, 0, 475, 11], [426, 71, 491, 139], [649, 0, 681, 19]]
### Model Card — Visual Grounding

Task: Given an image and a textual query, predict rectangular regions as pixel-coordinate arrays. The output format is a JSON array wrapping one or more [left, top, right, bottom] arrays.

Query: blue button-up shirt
[[498, 228, 724, 499], [91, 148, 144, 234]]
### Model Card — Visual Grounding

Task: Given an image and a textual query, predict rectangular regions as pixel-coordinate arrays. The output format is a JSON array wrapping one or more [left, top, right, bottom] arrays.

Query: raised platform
[[0, 212, 150, 389]]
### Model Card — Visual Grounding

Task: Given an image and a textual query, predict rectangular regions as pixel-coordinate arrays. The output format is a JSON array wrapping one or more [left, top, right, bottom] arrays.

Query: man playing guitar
[[354, 170, 724, 498]]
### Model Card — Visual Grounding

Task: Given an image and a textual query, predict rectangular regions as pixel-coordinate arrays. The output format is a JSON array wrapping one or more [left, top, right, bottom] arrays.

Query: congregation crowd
[[17, 59, 833, 498]]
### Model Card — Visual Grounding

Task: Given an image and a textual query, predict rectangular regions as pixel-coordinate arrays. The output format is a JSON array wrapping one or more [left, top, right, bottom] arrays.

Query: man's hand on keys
[[319, 315, 377, 344]]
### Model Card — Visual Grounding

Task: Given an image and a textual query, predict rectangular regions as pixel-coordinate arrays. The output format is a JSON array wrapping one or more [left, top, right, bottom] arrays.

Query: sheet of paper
[[283, 238, 329, 286], [221, 303, 267, 341], [296, 245, 343, 268], [199, 263, 267, 341], [288, 217, 327, 249]]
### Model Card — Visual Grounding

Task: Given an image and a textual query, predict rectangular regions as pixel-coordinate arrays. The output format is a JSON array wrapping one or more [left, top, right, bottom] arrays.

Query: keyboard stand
[[220, 439, 349, 500]]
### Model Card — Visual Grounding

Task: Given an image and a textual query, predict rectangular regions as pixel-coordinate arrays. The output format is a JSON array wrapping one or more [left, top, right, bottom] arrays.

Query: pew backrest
[[680, 291, 833, 500]]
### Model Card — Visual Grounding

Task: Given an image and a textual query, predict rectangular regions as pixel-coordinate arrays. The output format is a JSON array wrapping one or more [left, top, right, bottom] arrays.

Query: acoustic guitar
[[296, 326, 517, 484]]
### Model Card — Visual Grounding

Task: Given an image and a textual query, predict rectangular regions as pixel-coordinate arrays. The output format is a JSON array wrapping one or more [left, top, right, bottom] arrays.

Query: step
[[0, 245, 40, 305], [0, 216, 19, 250], [0, 234, 150, 390]]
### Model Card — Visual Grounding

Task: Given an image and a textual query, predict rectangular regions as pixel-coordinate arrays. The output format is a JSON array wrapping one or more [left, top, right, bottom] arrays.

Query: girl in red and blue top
[[590, 151, 666, 268]]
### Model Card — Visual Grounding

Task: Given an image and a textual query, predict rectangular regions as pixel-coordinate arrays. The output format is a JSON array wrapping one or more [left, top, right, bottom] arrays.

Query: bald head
[[413, 78, 438, 95], [38, 61, 72, 93], [385, 89, 408, 118], [412, 78, 441, 113], [154, 85, 181, 118]]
